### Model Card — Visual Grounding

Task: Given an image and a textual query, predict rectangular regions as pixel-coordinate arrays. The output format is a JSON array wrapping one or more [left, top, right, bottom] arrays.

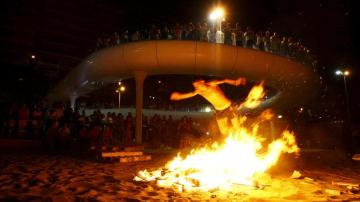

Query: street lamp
[[335, 69, 353, 153], [209, 7, 224, 29], [209, 7, 225, 44], [116, 81, 126, 109], [335, 69, 351, 120]]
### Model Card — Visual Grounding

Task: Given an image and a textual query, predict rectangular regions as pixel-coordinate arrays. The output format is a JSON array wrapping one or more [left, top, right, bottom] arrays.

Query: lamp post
[[335, 70, 351, 121], [116, 81, 126, 109], [335, 69, 352, 153]]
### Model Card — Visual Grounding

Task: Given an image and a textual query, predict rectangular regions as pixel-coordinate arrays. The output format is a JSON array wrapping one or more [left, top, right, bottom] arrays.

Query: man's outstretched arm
[[207, 78, 246, 86], [170, 91, 198, 101]]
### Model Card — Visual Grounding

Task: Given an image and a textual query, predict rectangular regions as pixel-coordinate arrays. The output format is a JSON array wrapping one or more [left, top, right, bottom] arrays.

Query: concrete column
[[134, 71, 147, 145], [269, 120, 275, 141], [70, 94, 78, 111]]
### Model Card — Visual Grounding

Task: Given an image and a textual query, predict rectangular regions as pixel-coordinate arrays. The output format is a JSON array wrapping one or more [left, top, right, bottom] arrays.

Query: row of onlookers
[[0, 104, 213, 150], [96, 22, 317, 67]]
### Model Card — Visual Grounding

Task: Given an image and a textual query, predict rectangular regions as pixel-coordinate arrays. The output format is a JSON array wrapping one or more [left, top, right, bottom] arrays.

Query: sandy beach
[[1, 148, 360, 202]]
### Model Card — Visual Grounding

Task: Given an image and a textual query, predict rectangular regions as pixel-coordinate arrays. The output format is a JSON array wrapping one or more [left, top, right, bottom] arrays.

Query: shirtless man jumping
[[170, 78, 246, 135]]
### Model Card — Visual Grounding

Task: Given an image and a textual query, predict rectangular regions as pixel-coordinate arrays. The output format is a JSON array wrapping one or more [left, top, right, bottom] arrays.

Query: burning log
[[304, 177, 314, 183], [290, 170, 302, 179], [325, 189, 341, 196], [332, 181, 359, 193], [332, 181, 359, 187]]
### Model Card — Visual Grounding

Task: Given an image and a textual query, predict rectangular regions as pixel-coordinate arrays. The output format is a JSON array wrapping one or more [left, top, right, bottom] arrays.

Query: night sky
[[0, 0, 359, 118]]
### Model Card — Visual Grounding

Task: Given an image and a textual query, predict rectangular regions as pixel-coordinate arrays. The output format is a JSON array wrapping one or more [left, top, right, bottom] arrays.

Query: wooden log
[[124, 145, 144, 152], [332, 181, 359, 187], [119, 154, 152, 163], [101, 151, 143, 158]]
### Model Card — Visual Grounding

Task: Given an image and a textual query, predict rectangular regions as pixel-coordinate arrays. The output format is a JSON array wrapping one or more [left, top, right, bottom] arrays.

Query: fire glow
[[134, 82, 299, 192]]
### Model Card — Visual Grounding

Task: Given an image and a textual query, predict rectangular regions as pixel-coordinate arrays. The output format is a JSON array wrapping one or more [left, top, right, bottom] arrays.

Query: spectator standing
[[200, 23, 208, 42], [31, 105, 43, 139], [121, 30, 129, 43], [224, 22, 232, 45], [270, 32, 281, 54], [58, 122, 71, 149], [280, 37, 288, 56], [114, 32, 120, 45], [124, 113, 133, 145], [6, 106, 16, 138], [235, 24, 244, 47], [231, 29, 237, 46], [177, 117, 193, 148], [207, 26, 216, 43], [162, 26, 170, 39], [264, 31, 271, 51], [193, 23, 201, 41], [45, 121, 59, 151], [113, 113, 124, 144], [18, 104, 29, 138], [215, 30, 224, 44], [88, 124, 101, 148], [256, 31, 265, 50], [244, 26, 255, 48], [174, 23, 182, 40], [183, 23, 194, 40], [96, 37, 104, 49], [102, 125, 113, 146]]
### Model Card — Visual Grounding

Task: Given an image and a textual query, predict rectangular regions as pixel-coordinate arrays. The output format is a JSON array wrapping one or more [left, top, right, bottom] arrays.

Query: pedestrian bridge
[[48, 40, 320, 143], [48, 40, 319, 108]]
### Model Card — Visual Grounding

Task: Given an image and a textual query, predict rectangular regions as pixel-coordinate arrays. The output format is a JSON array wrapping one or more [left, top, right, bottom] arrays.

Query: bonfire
[[134, 82, 299, 192]]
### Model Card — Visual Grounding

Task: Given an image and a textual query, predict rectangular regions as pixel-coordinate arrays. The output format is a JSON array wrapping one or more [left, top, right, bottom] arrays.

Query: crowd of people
[[96, 22, 318, 67], [0, 103, 213, 151]]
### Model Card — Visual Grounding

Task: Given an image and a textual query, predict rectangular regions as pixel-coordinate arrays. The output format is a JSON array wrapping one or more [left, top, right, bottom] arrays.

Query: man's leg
[[216, 117, 230, 135]]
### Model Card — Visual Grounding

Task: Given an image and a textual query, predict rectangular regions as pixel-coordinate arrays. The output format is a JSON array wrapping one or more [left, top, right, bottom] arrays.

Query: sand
[[1, 150, 360, 201]]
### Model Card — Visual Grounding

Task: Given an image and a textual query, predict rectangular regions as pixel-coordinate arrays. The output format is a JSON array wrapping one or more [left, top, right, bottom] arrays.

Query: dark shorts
[[215, 105, 237, 120]]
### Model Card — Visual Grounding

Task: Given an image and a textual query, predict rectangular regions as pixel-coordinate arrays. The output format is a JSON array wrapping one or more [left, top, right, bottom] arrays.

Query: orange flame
[[134, 82, 299, 192]]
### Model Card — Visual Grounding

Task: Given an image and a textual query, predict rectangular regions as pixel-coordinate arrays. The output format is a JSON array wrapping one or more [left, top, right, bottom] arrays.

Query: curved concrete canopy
[[48, 40, 320, 109]]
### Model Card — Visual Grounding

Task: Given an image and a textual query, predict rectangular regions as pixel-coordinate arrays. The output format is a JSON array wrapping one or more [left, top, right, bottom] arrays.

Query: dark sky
[[0, 0, 359, 115]]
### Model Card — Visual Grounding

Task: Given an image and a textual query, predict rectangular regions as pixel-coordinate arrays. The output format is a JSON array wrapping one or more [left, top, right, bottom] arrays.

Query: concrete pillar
[[134, 71, 147, 145], [269, 120, 275, 141], [70, 94, 78, 111]]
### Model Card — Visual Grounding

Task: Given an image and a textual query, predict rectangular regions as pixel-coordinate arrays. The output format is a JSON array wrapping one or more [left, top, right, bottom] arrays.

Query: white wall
[[83, 108, 214, 120]]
